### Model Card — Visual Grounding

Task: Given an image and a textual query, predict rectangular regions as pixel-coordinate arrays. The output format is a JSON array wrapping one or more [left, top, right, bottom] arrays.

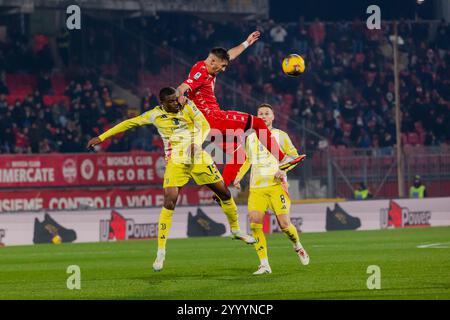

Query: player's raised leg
[[206, 180, 256, 244], [153, 187, 178, 271], [214, 112, 306, 186], [247, 114, 306, 171]]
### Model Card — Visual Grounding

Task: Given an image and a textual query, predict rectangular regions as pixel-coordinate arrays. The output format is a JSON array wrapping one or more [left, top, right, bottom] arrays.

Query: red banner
[[0, 186, 217, 212], [0, 152, 166, 188]]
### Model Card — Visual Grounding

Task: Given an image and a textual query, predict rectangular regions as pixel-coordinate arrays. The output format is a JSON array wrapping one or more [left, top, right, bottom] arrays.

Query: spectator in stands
[[1, 16, 449, 155], [409, 175, 427, 199], [57, 28, 70, 67], [0, 78, 8, 94], [270, 22, 288, 52], [309, 18, 326, 47], [354, 182, 372, 200], [140, 89, 158, 113], [38, 72, 52, 95]]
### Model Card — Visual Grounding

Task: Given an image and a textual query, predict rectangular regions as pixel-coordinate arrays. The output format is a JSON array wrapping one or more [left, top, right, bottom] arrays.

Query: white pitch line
[[416, 243, 450, 249]]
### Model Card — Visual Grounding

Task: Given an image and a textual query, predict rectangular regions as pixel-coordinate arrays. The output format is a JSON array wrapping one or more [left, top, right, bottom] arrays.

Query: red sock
[[222, 145, 246, 186], [251, 116, 285, 161]]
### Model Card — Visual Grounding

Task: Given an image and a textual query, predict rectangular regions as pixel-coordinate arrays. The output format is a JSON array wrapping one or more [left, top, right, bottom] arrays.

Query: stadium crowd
[[1, 14, 449, 154]]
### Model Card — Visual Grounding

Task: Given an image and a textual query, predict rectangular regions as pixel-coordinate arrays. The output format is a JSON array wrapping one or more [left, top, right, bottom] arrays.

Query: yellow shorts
[[248, 184, 291, 215], [163, 152, 223, 188]]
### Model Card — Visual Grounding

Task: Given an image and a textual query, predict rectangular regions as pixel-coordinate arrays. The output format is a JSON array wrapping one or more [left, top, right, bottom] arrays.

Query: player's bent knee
[[249, 211, 264, 224], [277, 214, 291, 229], [216, 188, 231, 201], [163, 198, 177, 210]]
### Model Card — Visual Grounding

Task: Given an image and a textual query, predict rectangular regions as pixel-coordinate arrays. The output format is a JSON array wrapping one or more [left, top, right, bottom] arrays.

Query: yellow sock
[[281, 223, 301, 248], [157, 207, 174, 250], [218, 197, 240, 232], [250, 223, 268, 265]]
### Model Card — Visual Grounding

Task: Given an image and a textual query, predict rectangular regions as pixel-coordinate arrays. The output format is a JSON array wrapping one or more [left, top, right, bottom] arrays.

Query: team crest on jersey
[[193, 72, 202, 80]]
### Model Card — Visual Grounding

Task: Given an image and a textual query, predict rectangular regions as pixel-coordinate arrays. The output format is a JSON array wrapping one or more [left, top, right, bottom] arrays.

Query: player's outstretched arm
[[227, 31, 260, 61], [279, 130, 301, 173], [86, 114, 151, 149]]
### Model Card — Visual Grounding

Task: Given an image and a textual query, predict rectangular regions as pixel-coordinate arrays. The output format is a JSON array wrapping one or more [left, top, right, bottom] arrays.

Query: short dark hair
[[257, 103, 273, 111], [210, 47, 230, 62], [159, 87, 177, 101]]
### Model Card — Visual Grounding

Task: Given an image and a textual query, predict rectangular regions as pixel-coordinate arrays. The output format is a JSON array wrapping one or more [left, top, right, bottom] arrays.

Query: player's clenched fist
[[87, 137, 101, 149], [246, 31, 260, 46]]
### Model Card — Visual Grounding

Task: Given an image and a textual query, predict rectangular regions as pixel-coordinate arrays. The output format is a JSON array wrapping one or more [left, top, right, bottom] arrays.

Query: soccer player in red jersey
[[177, 31, 305, 186]]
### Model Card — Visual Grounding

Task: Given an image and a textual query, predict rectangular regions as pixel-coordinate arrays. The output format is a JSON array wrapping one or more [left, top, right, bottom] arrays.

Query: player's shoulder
[[272, 128, 291, 140], [190, 61, 208, 77], [142, 105, 165, 120], [272, 128, 288, 136]]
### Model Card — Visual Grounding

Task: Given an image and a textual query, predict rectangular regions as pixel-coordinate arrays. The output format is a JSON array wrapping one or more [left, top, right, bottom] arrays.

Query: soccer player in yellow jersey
[[233, 103, 309, 275], [87, 87, 255, 272]]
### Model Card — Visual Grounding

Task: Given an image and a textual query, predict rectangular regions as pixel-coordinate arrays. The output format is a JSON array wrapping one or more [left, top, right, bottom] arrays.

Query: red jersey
[[183, 61, 221, 113]]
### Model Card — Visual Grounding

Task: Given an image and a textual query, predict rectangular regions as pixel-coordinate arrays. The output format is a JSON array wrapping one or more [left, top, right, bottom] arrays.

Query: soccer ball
[[282, 54, 305, 76]]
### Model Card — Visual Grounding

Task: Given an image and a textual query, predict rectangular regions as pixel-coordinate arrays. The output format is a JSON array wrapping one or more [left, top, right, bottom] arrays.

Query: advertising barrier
[[0, 152, 165, 188], [0, 198, 449, 246], [0, 186, 217, 212]]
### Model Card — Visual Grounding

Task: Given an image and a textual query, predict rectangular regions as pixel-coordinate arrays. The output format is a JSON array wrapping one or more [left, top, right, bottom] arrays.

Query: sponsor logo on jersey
[[193, 72, 202, 80]]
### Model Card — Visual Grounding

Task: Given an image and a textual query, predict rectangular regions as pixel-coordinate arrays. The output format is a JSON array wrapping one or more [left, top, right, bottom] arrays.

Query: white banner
[[1, 197, 449, 246]]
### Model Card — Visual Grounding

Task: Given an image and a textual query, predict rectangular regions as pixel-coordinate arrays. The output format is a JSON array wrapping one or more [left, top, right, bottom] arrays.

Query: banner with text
[[1, 198, 449, 246], [0, 152, 166, 188], [0, 186, 218, 213]]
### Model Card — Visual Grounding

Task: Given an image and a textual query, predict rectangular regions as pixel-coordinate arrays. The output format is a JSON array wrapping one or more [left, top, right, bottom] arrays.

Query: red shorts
[[203, 109, 250, 154], [204, 109, 250, 133]]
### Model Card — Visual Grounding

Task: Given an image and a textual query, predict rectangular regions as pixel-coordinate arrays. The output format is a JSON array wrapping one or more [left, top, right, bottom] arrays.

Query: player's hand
[[246, 31, 260, 46], [87, 137, 101, 149], [274, 170, 287, 182], [233, 178, 241, 190], [178, 95, 187, 105]]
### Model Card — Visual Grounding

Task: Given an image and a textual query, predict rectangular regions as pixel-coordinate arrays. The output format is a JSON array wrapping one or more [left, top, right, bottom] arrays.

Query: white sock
[[260, 258, 269, 267], [157, 249, 166, 257], [294, 242, 303, 251]]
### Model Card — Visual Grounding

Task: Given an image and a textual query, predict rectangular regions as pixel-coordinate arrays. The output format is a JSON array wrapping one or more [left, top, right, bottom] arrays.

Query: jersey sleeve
[[279, 130, 299, 157], [185, 100, 210, 145], [183, 64, 207, 91], [98, 109, 157, 142]]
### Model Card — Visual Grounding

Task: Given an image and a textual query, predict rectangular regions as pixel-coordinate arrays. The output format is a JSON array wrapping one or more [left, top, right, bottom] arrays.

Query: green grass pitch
[[1, 226, 450, 299]]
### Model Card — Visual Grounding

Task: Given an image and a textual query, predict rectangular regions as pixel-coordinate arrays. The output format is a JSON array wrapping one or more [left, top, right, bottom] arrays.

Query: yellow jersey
[[236, 128, 299, 189], [99, 100, 210, 164]]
